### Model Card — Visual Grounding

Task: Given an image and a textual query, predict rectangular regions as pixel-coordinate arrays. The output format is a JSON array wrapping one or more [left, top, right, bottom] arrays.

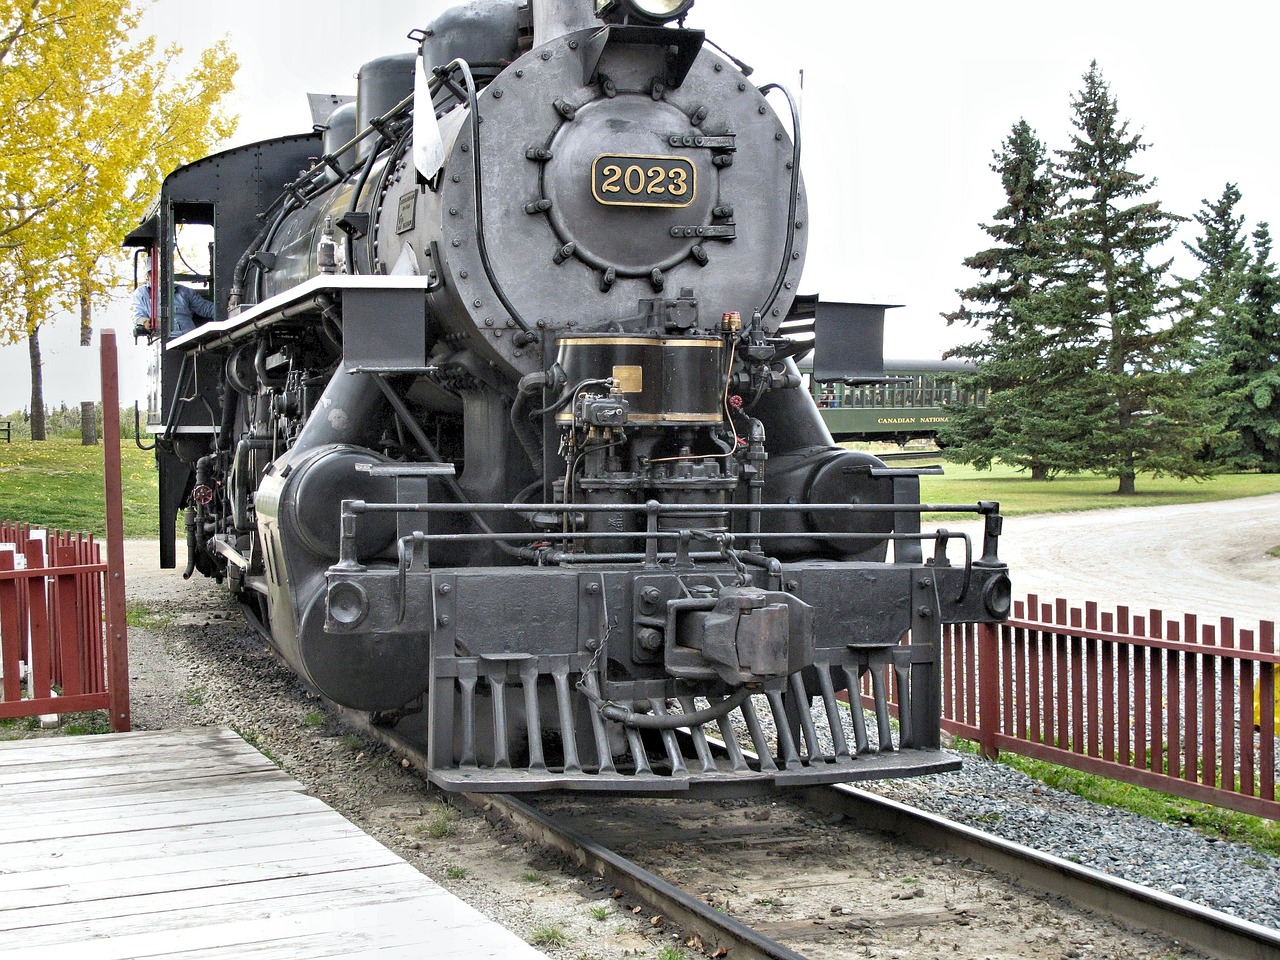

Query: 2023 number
[[599, 163, 689, 198]]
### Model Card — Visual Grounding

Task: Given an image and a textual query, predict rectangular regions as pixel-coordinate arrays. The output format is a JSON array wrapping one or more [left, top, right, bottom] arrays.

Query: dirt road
[[952, 493, 1280, 625]]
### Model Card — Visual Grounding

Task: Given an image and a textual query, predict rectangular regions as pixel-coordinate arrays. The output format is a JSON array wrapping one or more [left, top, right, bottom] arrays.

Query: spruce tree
[[1184, 184, 1249, 308], [1050, 62, 1217, 494], [1182, 184, 1250, 467], [941, 120, 1063, 478], [1209, 222, 1280, 470]]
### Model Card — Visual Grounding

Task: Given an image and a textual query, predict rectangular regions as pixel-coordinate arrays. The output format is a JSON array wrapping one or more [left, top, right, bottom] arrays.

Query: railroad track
[[340, 708, 1280, 960]]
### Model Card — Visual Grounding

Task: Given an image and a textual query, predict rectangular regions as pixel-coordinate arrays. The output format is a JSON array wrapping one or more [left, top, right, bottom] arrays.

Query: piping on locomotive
[[126, 0, 1011, 795]]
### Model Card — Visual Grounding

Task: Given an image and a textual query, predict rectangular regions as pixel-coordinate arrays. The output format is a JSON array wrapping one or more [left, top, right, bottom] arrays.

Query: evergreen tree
[[1182, 184, 1250, 467], [1208, 222, 1280, 470], [1048, 62, 1217, 494], [1184, 184, 1249, 312], [940, 120, 1064, 478]]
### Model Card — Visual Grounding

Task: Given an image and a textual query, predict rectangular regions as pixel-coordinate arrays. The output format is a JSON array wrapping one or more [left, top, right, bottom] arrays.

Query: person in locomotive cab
[[131, 278, 214, 338]]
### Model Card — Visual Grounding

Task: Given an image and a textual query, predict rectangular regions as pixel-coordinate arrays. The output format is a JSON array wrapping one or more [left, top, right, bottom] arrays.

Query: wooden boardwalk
[[0, 727, 547, 959]]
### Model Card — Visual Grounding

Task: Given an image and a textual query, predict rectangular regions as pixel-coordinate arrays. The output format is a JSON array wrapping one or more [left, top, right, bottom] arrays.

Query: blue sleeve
[[131, 285, 151, 320]]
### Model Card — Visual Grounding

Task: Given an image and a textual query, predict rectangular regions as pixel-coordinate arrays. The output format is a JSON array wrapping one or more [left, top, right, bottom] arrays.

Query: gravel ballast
[[866, 756, 1280, 929]]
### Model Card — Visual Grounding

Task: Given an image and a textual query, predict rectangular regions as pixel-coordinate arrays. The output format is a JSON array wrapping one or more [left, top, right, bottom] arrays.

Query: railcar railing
[[935, 596, 1279, 820]]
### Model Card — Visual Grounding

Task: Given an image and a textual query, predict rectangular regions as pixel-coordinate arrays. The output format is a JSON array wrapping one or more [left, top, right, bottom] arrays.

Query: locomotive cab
[[136, 0, 1010, 796]]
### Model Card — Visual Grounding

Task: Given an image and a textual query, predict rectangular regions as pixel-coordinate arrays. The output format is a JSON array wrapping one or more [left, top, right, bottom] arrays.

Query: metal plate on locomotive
[[591, 154, 696, 208]]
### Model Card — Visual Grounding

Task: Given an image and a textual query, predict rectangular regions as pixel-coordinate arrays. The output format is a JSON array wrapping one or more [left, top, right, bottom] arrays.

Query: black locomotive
[[127, 0, 1010, 794]]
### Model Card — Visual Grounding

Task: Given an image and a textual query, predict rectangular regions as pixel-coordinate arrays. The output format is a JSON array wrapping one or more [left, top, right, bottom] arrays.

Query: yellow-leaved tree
[[0, 0, 238, 439]]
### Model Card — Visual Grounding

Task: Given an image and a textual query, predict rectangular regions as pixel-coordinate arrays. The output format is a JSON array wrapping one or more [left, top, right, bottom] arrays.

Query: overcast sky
[[3, 0, 1276, 413]]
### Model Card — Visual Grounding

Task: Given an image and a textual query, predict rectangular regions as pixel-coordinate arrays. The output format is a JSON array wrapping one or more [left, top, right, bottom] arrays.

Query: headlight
[[596, 0, 695, 25]]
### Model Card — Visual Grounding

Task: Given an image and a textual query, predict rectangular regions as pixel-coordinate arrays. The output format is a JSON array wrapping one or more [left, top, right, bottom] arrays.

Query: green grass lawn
[[0, 438, 157, 538], [921, 460, 1280, 517]]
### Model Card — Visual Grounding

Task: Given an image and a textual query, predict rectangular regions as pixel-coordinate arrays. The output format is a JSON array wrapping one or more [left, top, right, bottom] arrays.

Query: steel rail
[[333, 705, 803, 960], [797, 784, 1280, 960], [466, 792, 805, 960]]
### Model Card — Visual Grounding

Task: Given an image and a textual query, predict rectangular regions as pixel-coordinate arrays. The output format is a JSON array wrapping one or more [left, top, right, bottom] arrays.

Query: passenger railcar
[[804, 358, 984, 444]]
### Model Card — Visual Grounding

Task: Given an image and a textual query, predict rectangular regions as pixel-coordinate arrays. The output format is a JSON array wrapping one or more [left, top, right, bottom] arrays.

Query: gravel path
[[952, 492, 1280, 624], [106, 511, 1280, 956]]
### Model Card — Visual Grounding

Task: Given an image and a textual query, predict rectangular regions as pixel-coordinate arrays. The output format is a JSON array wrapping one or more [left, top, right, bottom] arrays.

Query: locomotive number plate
[[592, 154, 696, 208]]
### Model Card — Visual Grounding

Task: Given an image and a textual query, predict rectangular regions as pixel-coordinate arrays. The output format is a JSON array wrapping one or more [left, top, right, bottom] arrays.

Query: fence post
[[978, 621, 1000, 760], [100, 329, 131, 732]]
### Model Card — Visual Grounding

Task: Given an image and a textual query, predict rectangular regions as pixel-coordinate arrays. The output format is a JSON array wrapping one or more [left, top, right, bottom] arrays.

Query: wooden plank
[[1261, 621, 1276, 803], [2, 763, 296, 798], [0, 726, 243, 749], [52, 544, 85, 696], [0, 743, 272, 774], [0, 742, 263, 773], [0, 862, 451, 933], [0, 793, 333, 845], [0, 751, 278, 786], [1219, 617, 1236, 796], [2, 843, 408, 909], [0, 738, 272, 773], [0, 727, 260, 762], [9, 897, 546, 959], [0, 770, 301, 820], [24, 537, 53, 701], [0, 691, 110, 720], [0, 832, 398, 891], [0, 764, 290, 800], [0, 550, 22, 703], [1201, 625, 1217, 788], [2, 816, 365, 873], [15, 930, 420, 960], [1240, 628, 1256, 798]]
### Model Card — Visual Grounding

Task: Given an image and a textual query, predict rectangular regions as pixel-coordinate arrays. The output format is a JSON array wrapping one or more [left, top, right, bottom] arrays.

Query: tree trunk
[[81, 401, 98, 445], [79, 288, 92, 347], [1030, 464, 1048, 481], [1117, 471, 1136, 495], [28, 326, 46, 441], [80, 289, 98, 444]]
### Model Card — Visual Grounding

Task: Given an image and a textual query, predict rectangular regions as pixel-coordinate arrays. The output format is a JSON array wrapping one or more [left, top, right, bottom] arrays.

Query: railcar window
[[807, 373, 986, 409]]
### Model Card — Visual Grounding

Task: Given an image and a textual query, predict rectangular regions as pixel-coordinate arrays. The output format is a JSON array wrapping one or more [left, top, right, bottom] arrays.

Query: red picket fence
[[0, 330, 130, 731], [0, 524, 112, 718], [942, 596, 1279, 820]]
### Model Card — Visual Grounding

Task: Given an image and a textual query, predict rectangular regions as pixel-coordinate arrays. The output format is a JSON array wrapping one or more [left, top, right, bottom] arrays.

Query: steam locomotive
[[127, 0, 1010, 795]]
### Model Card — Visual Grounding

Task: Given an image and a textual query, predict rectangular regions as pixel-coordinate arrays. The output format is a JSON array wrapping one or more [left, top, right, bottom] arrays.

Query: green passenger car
[[803, 358, 984, 444]]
